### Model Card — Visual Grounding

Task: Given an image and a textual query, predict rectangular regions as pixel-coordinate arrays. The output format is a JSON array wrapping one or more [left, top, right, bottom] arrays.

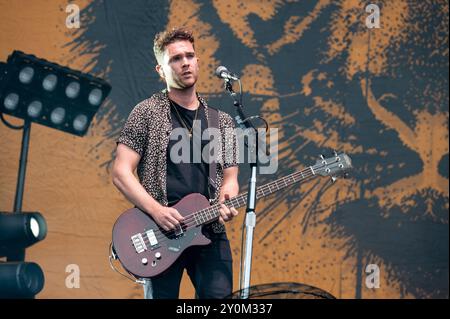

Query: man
[[112, 27, 239, 299]]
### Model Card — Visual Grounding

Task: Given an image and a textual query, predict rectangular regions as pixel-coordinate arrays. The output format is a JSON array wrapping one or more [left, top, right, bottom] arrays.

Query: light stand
[[9, 119, 32, 261], [13, 119, 31, 214]]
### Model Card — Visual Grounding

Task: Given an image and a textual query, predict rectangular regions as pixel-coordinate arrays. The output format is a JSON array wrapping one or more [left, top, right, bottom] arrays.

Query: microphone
[[215, 66, 240, 81]]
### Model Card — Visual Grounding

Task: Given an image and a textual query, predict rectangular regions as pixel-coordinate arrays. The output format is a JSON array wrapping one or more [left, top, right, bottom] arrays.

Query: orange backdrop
[[0, 0, 448, 299]]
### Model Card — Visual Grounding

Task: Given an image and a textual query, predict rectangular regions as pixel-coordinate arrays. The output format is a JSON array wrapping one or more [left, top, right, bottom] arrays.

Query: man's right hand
[[151, 206, 185, 231]]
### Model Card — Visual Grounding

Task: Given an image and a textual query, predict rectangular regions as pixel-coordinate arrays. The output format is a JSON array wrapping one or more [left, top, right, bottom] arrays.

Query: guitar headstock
[[313, 152, 352, 181]]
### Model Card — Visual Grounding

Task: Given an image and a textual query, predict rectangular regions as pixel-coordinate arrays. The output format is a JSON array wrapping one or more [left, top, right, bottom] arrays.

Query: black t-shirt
[[166, 99, 210, 206]]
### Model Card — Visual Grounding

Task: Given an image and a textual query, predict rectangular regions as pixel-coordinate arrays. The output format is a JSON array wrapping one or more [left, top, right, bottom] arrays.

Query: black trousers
[[147, 229, 233, 299]]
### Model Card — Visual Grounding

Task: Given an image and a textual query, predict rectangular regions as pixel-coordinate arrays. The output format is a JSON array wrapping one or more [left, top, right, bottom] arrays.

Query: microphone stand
[[223, 79, 258, 299]]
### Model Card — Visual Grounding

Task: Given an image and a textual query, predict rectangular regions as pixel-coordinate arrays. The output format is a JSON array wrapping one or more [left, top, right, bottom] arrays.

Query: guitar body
[[112, 193, 212, 278]]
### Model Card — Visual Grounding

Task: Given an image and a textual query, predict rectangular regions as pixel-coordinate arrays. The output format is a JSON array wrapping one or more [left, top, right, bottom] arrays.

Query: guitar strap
[[207, 106, 219, 203]]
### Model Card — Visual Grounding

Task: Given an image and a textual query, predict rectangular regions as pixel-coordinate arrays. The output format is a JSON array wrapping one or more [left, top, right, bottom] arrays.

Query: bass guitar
[[111, 152, 352, 278]]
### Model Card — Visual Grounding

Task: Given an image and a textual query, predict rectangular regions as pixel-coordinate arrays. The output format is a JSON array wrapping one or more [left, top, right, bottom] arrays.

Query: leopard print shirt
[[117, 90, 238, 233]]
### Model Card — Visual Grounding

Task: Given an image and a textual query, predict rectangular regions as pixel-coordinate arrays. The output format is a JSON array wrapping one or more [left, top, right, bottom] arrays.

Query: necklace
[[169, 99, 199, 138]]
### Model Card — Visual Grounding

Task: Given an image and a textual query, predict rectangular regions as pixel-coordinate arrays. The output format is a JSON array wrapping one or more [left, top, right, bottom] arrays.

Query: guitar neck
[[192, 166, 317, 226]]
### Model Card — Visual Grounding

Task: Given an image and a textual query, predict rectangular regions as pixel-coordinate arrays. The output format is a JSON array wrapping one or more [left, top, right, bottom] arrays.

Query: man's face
[[157, 40, 199, 89]]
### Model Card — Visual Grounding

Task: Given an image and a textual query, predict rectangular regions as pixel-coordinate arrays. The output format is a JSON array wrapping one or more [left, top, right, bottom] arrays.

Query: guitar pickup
[[145, 229, 158, 247], [131, 233, 147, 253]]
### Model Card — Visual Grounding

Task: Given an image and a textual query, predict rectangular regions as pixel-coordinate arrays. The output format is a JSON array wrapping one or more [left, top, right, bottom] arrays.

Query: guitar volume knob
[[155, 252, 161, 259], [141, 258, 148, 265]]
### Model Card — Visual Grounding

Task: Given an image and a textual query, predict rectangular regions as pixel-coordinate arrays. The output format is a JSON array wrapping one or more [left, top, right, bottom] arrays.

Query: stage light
[[27, 100, 43, 118], [73, 113, 88, 132], [88, 88, 102, 106], [42, 74, 57, 91], [65, 81, 80, 98], [50, 106, 66, 125], [0, 212, 47, 254], [3, 92, 19, 110], [18, 66, 34, 84], [0, 212, 47, 298], [0, 262, 45, 298], [0, 50, 112, 136], [0, 51, 111, 298]]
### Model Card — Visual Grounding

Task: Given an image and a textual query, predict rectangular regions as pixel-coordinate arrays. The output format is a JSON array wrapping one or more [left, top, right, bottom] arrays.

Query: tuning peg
[[319, 154, 325, 160], [333, 149, 338, 157], [331, 176, 337, 183]]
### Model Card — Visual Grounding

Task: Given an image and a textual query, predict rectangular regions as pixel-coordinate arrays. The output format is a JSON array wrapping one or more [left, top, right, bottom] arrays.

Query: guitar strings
[[139, 163, 332, 245], [143, 170, 318, 247], [141, 161, 339, 246], [137, 165, 329, 247]]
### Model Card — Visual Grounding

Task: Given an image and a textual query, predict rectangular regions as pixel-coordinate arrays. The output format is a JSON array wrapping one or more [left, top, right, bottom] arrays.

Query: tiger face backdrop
[[0, 0, 448, 298]]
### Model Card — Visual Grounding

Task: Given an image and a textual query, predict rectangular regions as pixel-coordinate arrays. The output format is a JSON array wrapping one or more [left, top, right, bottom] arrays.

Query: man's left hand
[[218, 203, 239, 223]]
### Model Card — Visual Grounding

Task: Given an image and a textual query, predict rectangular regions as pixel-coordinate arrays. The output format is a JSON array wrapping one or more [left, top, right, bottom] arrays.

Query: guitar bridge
[[174, 224, 184, 237]]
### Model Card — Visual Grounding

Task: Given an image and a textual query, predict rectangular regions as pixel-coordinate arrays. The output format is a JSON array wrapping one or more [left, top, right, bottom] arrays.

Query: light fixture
[[0, 212, 47, 254], [18, 66, 34, 84], [0, 212, 47, 298], [3, 92, 19, 111], [26, 100, 43, 118], [0, 50, 111, 136], [65, 81, 80, 98], [0, 262, 45, 298], [42, 73, 57, 91], [73, 114, 88, 132], [0, 51, 111, 299], [50, 107, 66, 125]]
